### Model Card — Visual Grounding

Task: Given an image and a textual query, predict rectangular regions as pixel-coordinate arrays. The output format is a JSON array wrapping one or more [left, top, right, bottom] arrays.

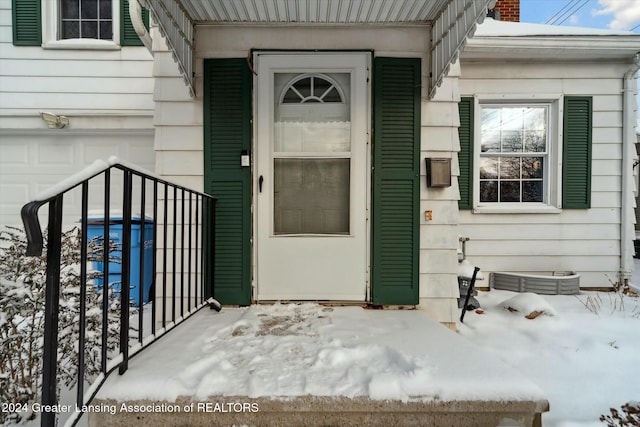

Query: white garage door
[[0, 131, 155, 227]]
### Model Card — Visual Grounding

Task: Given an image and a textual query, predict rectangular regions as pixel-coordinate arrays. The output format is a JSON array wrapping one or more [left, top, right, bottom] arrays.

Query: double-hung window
[[12, 0, 148, 48], [60, 0, 113, 41], [458, 96, 593, 212], [479, 104, 549, 204]]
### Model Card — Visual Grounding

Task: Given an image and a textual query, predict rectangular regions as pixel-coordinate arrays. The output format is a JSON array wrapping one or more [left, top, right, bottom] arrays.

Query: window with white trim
[[281, 75, 344, 104], [458, 96, 592, 212], [40, 0, 119, 47], [10, 0, 148, 48], [60, 0, 113, 40], [479, 104, 549, 204], [273, 73, 351, 234]]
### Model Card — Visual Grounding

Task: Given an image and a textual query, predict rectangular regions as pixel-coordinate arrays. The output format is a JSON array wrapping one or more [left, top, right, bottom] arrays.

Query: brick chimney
[[489, 0, 520, 22]]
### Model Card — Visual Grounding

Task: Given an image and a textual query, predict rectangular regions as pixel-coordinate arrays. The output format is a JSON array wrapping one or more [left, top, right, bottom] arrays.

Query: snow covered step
[[91, 304, 548, 426], [88, 396, 547, 427]]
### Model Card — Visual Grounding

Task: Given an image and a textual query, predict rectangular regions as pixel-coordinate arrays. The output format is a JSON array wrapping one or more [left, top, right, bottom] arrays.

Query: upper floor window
[[12, 0, 148, 48], [60, 0, 113, 40]]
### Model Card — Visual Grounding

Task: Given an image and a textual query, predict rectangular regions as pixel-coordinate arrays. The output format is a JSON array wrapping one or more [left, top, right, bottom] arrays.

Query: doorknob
[[259, 175, 264, 193]]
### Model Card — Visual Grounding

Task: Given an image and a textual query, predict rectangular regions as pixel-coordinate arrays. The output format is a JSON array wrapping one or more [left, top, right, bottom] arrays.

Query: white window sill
[[472, 204, 562, 214], [42, 39, 121, 50]]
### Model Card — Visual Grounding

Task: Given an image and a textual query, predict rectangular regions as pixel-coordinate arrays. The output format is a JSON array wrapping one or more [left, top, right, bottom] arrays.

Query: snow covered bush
[[0, 225, 132, 425]]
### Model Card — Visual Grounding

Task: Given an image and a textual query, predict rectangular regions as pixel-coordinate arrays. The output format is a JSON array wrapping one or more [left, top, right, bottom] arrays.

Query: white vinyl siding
[[459, 61, 628, 288], [154, 24, 461, 323], [0, 0, 155, 226], [0, 2, 153, 116]]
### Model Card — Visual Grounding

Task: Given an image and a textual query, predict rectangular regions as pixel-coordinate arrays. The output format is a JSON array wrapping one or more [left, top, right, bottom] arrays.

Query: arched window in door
[[280, 74, 345, 104], [273, 72, 352, 234]]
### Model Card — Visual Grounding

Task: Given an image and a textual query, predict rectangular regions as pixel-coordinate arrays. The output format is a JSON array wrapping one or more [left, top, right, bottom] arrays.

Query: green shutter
[[563, 96, 593, 209], [371, 57, 420, 305], [12, 0, 41, 46], [121, 0, 149, 46], [203, 59, 252, 305], [458, 97, 474, 210]]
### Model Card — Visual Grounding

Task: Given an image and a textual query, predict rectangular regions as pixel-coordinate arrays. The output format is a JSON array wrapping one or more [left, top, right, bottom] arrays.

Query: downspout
[[129, 0, 153, 54], [620, 52, 640, 285]]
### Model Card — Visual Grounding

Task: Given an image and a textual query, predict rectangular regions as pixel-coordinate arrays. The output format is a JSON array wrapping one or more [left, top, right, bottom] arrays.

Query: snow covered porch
[[90, 303, 549, 426], [145, 0, 499, 329]]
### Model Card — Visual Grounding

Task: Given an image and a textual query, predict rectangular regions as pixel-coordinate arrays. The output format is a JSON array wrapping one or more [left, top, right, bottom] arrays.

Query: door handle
[[259, 175, 264, 193]]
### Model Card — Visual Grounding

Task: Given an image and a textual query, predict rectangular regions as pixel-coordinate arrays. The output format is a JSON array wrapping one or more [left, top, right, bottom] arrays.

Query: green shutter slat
[[204, 59, 252, 305], [371, 57, 420, 305], [121, 0, 149, 46], [563, 96, 592, 209], [12, 0, 41, 46], [458, 97, 474, 210]]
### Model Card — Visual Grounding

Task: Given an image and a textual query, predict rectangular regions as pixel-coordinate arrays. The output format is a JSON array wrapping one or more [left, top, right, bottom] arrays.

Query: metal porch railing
[[19, 158, 217, 427]]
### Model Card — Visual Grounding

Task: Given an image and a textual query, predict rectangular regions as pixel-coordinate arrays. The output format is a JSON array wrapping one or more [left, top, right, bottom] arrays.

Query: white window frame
[[42, 0, 121, 49], [280, 73, 347, 104], [472, 95, 563, 214], [273, 72, 352, 235]]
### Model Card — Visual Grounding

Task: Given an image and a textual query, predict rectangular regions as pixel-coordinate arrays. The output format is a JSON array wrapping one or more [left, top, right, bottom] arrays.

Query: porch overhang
[[141, 0, 492, 98]]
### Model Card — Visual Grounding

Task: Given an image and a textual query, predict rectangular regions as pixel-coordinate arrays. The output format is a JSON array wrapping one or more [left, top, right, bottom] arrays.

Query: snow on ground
[[28, 262, 640, 427], [498, 292, 557, 317], [459, 286, 640, 426], [95, 282, 640, 427], [98, 303, 545, 405]]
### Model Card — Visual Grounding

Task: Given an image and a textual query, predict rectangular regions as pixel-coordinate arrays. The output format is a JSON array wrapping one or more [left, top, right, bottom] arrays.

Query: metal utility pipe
[[620, 53, 640, 284]]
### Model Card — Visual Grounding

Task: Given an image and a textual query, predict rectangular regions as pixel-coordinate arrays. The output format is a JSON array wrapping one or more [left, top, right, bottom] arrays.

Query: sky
[[519, 0, 640, 128], [520, 0, 640, 33]]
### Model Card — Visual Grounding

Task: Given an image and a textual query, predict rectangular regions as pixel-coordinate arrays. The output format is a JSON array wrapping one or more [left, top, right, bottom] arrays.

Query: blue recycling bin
[[86, 215, 154, 307]]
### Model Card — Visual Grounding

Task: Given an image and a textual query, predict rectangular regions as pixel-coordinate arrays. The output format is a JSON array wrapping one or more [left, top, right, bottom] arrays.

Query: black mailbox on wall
[[426, 158, 451, 188]]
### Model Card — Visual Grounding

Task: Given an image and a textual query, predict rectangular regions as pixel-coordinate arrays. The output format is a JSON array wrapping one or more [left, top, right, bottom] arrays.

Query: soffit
[[179, 0, 451, 23], [142, 0, 492, 97]]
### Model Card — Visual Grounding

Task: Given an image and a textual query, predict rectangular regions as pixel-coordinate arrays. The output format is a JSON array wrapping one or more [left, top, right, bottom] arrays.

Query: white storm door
[[255, 53, 370, 301]]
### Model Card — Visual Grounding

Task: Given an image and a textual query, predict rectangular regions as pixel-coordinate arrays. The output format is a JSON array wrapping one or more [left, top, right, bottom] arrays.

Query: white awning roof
[[141, 0, 491, 98]]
